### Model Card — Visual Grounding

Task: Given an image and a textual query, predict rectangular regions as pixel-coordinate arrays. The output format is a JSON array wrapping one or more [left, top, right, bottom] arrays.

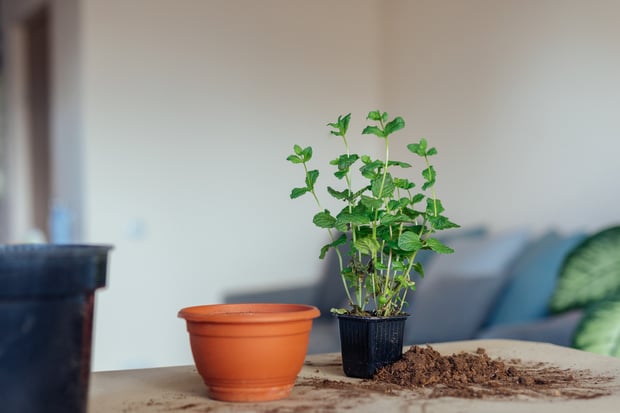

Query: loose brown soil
[[299, 345, 615, 402], [369, 345, 614, 399]]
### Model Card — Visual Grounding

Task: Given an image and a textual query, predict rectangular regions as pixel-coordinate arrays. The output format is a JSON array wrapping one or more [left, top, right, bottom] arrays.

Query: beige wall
[[81, 0, 384, 370], [384, 0, 620, 233]]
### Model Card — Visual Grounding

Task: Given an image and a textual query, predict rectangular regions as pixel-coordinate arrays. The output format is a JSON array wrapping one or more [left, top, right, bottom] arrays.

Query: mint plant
[[287, 111, 459, 317]]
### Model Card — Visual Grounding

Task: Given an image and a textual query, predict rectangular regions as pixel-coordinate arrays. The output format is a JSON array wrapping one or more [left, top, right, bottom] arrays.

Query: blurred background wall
[[0, 0, 619, 370]]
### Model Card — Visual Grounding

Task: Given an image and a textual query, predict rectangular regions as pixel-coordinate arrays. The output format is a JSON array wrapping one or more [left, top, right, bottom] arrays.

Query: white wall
[[384, 0, 620, 234], [81, 0, 384, 370]]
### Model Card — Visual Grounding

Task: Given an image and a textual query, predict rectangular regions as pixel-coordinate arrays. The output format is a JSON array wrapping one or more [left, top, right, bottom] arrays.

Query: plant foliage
[[549, 226, 620, 313], [287, 111, 458, 317], [572, 293, 620, 357]]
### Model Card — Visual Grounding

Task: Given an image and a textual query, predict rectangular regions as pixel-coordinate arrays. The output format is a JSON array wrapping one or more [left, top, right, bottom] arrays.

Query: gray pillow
[[485, 231, 585, 327], [476, 310, 583, 347], [404, 229, 530, 344]]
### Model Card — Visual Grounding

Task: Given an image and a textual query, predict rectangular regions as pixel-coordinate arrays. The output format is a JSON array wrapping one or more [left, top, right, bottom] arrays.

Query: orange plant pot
[[178, 303, 320, 402]]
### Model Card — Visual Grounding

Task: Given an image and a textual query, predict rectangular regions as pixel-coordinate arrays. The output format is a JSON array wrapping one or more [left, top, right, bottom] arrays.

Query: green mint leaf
[[286, 154, 303, 164], [327, 121, 342, 137], [313, 210, 336, 228], [412, 193, 425, 204], [398, 231, 423, 252], [426, 147, 438, 156], [334, 221, 348, 232], [428, 215, 460, 230], [371, 173, 395, 198], [305, 169, 319, 189], [334, 170, 348, 179], [337, 154, 359, 171], [302, 146, 313, 162], [362, 126, 385, 138], [377, 295, 388, 307], [367, 110, 383, 121], [290, 187, 308, 199], [318, 233, 348, 259], [392, 261, 406, 271], [388, 198, 411, 210], [328, 114, 351, 137], [426, 198, 445, 215], [413, 262, 425, 277], [327, 186, 350, 200], [332, 232, 348, 247], [394, 177, 415, 190], [407, 138, 428, 156], [375, 262, 388, 271], [340, 113, 351, 135], [425, 238, 454, 254], [360, 160, 382, 179], [402, 207, 423, 220], [354, 237, 380, 255], [388, 160, 412, 168], [384, 116, 405, 136], [381, 214, 409, 225], [319, 244, 330, 259], [352, 186, 370, 200], [293, 144, 303, 155], [336, 212, 371, 227], [422, 165, 436, 190], [360, 195, 383, 209]]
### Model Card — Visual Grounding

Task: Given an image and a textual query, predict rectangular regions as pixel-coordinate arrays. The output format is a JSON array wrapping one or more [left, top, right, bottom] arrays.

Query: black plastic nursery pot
[[0, 244, 112, 413], [336, 314, 408, 379]]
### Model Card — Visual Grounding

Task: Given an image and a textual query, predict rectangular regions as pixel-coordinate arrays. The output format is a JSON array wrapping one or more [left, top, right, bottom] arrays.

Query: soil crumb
[[371, 345, 614, 399]]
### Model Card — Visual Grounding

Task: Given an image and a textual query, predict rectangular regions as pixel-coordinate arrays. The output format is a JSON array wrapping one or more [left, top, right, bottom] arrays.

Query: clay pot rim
[[178, 303, 320, 323]]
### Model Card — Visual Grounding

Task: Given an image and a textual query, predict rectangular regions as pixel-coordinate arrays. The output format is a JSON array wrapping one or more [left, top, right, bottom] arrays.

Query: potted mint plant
[[288, 110, 458, 378]]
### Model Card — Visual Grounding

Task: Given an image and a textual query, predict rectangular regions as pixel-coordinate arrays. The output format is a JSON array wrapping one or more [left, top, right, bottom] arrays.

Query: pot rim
[[178, 303, 320, 323], [335, 313, 409, 321], [0, 244, 114, 256]]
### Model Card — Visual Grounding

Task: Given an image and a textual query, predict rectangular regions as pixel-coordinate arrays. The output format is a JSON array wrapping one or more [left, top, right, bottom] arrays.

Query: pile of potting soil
[[372, 345, 612, 399]]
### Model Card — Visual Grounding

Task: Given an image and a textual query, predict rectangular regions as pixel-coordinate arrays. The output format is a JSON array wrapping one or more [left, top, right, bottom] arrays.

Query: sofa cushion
[[485, 231, 585, 327], [477, 310, 583, 347], [404, 229, 529, 344]]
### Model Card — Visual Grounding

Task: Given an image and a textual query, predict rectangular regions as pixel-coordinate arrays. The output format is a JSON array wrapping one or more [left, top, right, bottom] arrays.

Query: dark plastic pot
[[0, 244, 112, 413], [336, 314, 408, 379]]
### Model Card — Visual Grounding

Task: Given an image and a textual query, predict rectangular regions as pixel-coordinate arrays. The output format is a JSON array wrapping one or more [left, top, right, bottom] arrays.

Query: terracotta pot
[[178, 303, 320, 402]]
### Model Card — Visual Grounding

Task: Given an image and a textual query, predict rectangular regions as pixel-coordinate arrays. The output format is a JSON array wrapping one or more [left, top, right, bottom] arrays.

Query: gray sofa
[[225, 227, 585, 354]]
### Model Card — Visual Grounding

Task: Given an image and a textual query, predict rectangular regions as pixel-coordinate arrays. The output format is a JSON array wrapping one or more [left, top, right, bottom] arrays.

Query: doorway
[[24, 6, 52, 241]]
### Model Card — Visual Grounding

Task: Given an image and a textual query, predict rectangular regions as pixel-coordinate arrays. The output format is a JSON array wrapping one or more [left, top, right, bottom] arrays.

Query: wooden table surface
[[88, 339, 620, 412]]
